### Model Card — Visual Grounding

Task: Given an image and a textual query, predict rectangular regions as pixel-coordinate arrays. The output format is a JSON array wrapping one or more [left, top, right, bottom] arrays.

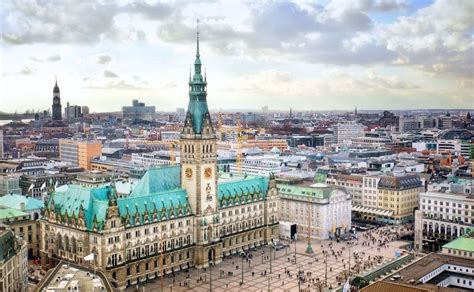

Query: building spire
[[55, 75, 57, 87], [196, 19, 200, 58]]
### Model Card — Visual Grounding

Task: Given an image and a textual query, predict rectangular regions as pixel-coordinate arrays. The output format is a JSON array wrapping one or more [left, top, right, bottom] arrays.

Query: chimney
[[20, 202, 25, 211]]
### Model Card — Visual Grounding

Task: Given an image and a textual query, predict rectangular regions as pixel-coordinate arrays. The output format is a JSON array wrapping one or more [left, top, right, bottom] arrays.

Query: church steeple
[[52, 76, 62, 121]]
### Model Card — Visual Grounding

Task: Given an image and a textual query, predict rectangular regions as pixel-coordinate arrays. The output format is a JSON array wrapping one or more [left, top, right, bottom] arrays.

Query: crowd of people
[[149, 224, 414, 291]]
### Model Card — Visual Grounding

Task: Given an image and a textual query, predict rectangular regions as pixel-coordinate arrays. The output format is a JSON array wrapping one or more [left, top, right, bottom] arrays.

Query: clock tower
[[180, 20, 221, 268], [52, 77, 62, 121]]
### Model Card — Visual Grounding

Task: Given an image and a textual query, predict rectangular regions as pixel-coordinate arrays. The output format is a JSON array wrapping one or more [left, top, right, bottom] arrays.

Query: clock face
[[53, 98, 59, 104], [185, 168, 193, 178], [204, 167, 212, 178]]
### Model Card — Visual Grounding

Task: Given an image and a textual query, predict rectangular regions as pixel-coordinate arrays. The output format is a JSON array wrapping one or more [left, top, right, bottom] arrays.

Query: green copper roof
[[46, 185, 110, 231], [443, 235, 474, 253], [0, 207, 29, 220], [130, 166, 181, 197], [218, 176, 269, 208], [276, 183, 331, 199], [0, 193, 43, 211], [47, 166, 191, 231], [184, 19, 212, 135], [118, 189, 190, 226]]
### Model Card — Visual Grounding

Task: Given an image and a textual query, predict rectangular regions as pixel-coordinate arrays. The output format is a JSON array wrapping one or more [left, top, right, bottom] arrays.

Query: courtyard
[[127, 225, 412, 292]]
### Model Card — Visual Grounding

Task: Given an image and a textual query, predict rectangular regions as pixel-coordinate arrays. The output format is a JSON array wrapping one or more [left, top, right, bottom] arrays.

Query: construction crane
[[217, 111, 223, 141], [236, 115, 243, 174]]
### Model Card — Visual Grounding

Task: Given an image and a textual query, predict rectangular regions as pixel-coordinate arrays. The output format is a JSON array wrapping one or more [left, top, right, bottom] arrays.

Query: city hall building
[[39, 28, 279, 289]]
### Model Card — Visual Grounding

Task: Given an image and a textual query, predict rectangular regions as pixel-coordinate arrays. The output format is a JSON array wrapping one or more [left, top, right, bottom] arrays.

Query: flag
[[28, 183, 34, 192], [84, 253, 95, 261], [40, 182, 46, 190], [343, 279, 350, 292]]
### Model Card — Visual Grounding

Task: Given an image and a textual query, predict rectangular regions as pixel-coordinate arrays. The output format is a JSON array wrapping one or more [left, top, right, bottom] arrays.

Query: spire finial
[[55, 75, 57, 86], [196, 18, 200, 58]]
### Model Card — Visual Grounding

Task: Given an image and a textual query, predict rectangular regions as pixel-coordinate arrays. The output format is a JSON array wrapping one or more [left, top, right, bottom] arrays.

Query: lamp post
[[294, 237, 297, 264], [209, 260, 213, 292], [348, 244, 352, 278], [324, 252, 328, 287], [269, 243, 273, 274], [240, 251, 245, 286]]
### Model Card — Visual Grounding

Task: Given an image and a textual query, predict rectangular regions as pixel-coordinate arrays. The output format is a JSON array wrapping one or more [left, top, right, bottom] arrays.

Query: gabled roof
[[218, 176, 269, 208], [0, 193, 43, 211], [46, 185, 110, 231]]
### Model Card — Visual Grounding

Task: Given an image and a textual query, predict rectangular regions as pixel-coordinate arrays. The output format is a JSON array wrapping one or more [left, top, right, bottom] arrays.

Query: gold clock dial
[[185, 168, 193, 178], [204, 167, 212, 178]]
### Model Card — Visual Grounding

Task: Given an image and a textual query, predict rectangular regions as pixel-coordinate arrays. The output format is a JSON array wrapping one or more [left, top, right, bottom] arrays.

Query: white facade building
[[278, 183, 351, 239], [333, 123, 365, 144], [414, 183, 474, 252]]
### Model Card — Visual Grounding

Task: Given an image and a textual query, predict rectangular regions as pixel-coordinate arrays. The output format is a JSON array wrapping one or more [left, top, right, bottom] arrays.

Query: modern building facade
[[40, 30, 279, 290], [333, 123, 365, 144], [59, 139, 102, 170], [0, 173, 21, 195], [122, 100, 156, 122]]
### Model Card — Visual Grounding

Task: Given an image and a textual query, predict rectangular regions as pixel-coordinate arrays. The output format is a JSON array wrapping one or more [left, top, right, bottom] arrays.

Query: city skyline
[[1, 0, 473, 113]]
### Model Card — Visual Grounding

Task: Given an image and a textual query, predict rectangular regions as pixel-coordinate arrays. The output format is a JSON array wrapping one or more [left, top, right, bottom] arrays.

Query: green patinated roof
[[0, 193, 43, 211], [46, 185, 109, 231], [443, 235, 474, 252], [47, 166, 191, 232], [118, 189, 190, 226], [218, 176, 269, 208], [276, 183, 331, 199], [129, 166, 181, 197], [0, 207, 29, 220]]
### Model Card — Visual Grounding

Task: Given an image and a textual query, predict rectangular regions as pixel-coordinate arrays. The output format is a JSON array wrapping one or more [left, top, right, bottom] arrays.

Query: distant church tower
[[354, 106, 358, 116], [52, 77, 62, 120], [180, 20, 221, 268]]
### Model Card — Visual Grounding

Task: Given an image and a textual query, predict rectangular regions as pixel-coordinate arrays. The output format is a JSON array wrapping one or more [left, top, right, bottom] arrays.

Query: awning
[[352, 205, 394, 217]]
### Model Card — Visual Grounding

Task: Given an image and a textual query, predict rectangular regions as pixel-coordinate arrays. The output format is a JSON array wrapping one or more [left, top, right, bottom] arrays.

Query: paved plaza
[[127, 225, 412, 292]]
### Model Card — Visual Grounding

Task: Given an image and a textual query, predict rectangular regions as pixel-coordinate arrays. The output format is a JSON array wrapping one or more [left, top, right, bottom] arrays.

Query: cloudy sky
[[1, 0, 473, 113]]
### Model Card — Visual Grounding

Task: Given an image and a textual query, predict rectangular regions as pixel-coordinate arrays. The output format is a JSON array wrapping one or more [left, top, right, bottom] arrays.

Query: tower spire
[[55, 75, 57, 86], [196, 19, 200, 58]]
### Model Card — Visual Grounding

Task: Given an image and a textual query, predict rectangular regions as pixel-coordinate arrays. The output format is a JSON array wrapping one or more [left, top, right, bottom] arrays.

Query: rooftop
[[0, 193, 43, 211], [0, 207, 30, 220], [35, 261, 112, 292], [442, 234, 474, 253]]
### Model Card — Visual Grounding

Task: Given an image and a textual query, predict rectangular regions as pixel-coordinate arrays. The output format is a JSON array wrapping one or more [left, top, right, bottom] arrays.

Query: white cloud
[[30, 53, 61, 62]]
